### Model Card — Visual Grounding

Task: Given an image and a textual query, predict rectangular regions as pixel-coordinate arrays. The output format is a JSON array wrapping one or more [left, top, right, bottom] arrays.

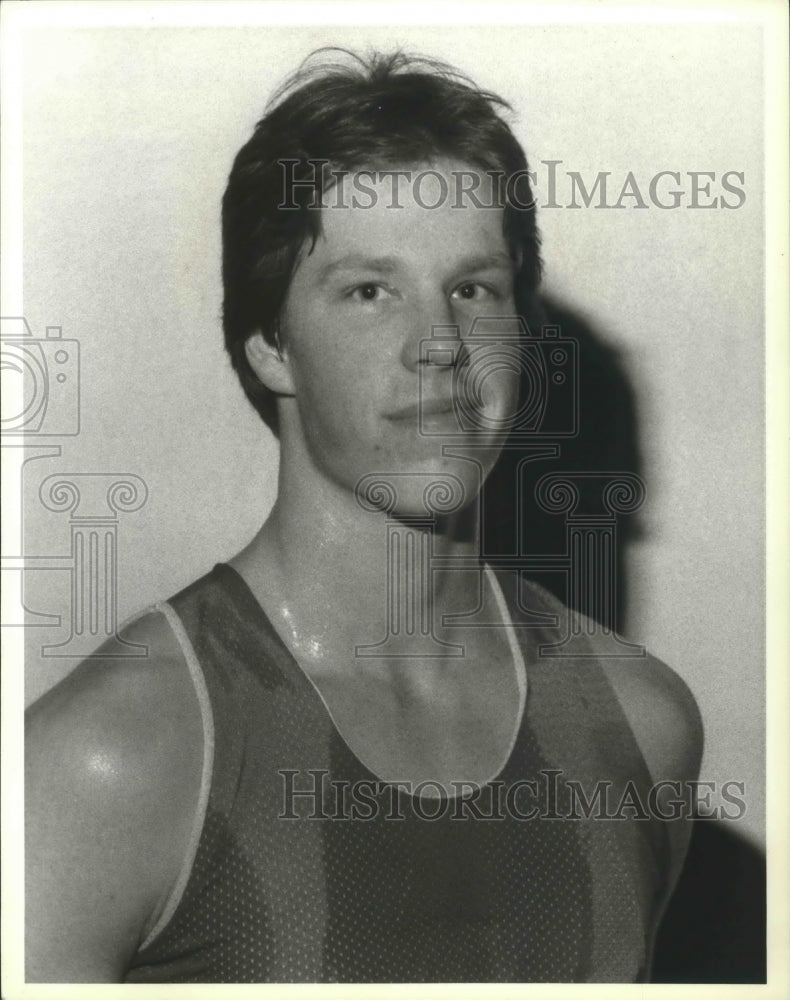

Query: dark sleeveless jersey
[[124, 563, 671, 984]]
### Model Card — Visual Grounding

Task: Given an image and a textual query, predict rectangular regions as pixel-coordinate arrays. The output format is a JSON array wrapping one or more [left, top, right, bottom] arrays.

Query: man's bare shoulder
[[597, 649, 703, 786], [517, 576, 703, 785], [517, 576, 703, 898], [25, 609, 205, 982], [27, 608, 204, 792]]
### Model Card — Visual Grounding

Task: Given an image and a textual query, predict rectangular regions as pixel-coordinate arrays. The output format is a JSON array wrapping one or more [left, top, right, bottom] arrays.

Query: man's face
[[275, 160, 523, 515]]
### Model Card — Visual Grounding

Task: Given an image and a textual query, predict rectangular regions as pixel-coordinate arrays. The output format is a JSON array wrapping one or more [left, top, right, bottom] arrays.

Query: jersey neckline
[[214, 561, 528, 801]]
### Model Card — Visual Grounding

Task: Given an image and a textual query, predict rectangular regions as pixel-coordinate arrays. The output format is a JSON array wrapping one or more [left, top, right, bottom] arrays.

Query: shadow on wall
[[482, 295, 643, 632], [653, 821, 766, 983], [482, 295, 766, 983]]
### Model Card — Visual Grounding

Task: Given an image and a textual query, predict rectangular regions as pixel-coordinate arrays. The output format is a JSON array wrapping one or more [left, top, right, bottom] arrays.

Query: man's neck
[[231, 448, 487, 670]]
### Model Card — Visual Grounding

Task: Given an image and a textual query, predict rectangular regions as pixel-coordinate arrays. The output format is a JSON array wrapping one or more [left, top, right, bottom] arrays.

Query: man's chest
[[305, 637, 523, 788]]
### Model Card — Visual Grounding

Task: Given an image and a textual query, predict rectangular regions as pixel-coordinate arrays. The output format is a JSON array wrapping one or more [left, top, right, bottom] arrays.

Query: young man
[[25, 50, 702, 983]]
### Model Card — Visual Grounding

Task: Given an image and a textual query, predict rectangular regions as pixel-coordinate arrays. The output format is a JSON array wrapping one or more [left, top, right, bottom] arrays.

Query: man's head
[[221, 49, 543, 436]]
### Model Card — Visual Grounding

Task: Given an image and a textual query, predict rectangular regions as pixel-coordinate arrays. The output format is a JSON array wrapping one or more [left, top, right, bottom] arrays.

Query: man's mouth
[[385, 397, 457, 421]]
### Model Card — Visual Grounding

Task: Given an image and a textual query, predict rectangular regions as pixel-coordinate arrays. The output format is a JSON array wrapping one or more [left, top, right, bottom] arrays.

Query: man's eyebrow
[[450, 252, 516, 274], [316, 251, 516, 284], [316, 254, 400, 284]]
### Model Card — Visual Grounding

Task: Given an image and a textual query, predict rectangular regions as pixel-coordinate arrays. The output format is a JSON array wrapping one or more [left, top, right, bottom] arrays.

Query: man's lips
[[385, 398, 457, 421]]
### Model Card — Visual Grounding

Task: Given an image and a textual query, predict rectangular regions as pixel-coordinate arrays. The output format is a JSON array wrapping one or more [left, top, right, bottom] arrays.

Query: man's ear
[[245, 331, 295, 396]]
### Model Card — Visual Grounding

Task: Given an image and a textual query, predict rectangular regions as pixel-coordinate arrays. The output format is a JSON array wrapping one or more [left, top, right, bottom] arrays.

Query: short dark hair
[[221, 48, 543, 433]]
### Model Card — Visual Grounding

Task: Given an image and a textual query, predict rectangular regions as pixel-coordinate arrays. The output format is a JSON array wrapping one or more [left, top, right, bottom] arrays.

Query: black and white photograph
[[2, 0, 787, 993]]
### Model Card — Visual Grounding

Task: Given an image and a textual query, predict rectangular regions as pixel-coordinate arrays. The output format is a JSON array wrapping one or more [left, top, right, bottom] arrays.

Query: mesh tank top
[[124, 563, 670, 983]]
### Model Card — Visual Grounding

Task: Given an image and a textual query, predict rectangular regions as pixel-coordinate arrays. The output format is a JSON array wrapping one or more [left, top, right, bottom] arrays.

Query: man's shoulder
[[597, 648, 703, 790], [28, 605, 195, 723], [514, 575, 703, 787], [25, 608, 207, 980], [26, 606, 205, 831]]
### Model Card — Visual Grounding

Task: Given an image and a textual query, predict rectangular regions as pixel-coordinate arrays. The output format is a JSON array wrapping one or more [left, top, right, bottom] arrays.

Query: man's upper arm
[[600, 652, 704, 894], [25, 610, 205, 983]]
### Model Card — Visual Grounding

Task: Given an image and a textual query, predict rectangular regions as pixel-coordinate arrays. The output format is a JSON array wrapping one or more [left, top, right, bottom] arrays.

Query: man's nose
[[399, 296, 464, 373]]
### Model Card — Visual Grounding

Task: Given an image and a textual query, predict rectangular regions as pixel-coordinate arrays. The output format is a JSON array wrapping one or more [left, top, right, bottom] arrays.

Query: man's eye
[[453, 282, 494, 301], [350, 283, 386, 302]]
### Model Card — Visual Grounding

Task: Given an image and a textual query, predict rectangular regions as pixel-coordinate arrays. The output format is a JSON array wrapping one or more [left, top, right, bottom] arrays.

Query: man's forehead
[[301, 171, 510, 266]]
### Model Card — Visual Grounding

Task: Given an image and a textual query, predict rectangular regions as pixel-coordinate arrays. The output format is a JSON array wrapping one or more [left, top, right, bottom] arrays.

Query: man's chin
[[352, 454, 492, 521]]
